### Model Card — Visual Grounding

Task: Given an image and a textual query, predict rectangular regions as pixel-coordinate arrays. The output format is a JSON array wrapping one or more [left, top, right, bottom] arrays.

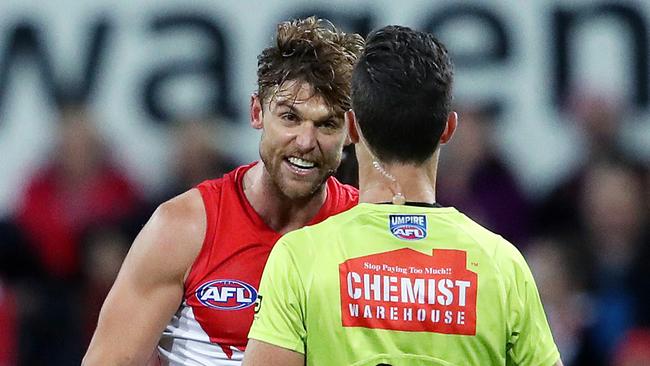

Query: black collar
[[376, 201, 442, 208]]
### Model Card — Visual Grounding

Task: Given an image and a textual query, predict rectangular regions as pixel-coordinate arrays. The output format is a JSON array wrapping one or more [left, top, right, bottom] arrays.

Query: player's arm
[[82, 189, 205, 366], [243, 339, 304, 366]]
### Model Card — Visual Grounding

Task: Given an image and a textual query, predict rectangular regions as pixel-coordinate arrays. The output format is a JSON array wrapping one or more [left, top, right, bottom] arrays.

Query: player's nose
[[294, 122, 318, 152]]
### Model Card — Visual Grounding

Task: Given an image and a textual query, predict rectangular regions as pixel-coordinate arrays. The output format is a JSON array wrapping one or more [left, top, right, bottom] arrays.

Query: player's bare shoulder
[[124, 188, 206, 284], [82, 189, 207, 366], [152, 188, 206, 248]]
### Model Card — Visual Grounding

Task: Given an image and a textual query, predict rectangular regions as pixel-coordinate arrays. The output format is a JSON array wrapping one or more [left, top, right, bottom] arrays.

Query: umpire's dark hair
[[351, 25, 454, 164]]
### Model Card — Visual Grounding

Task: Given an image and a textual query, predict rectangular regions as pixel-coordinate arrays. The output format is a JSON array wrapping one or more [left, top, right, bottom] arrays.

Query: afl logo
[[389, 214, 427, 240], [195, 279, 258, 310]]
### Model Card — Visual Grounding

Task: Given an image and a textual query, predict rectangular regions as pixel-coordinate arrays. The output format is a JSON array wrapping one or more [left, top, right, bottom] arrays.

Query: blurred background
[[0, 0, 648, 365]]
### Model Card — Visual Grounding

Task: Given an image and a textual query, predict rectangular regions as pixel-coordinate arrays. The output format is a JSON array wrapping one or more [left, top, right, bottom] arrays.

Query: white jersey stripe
[[158, 302, 244, 365]]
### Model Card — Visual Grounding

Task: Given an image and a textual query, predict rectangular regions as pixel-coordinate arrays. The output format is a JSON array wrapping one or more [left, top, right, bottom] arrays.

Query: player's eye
[[321, 119, 340, 130], [281, 112, 299, 122]]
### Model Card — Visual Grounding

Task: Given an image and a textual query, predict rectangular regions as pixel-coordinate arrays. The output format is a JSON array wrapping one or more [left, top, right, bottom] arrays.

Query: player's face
[[251, 81, 347, 200]]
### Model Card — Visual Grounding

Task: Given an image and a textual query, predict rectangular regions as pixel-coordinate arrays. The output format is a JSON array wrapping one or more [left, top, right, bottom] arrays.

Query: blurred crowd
[[0, 92, 648, 365], [434, 96, 650, 366], [0, 104, 237, 365]]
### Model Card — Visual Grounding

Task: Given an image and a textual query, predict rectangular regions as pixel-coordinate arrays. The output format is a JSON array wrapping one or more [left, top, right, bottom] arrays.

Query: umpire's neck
[[346, 110, 457, 205], [356, 147, 439, 205]]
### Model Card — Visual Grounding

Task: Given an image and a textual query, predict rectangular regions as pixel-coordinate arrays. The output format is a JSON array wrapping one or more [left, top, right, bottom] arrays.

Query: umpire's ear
[[439, 111, 458, 144], [344, 110, 359, 144]]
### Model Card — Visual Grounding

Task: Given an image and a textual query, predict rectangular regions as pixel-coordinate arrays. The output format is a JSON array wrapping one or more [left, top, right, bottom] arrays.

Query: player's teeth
[[288, 157, 315, 168]]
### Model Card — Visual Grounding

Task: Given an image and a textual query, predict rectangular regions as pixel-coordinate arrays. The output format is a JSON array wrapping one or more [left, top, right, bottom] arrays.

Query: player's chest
[[183, 234, 278, 346]]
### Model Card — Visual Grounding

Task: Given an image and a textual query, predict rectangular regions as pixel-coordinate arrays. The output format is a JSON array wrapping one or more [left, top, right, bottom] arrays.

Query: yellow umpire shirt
[[249, 203, 560, 366]]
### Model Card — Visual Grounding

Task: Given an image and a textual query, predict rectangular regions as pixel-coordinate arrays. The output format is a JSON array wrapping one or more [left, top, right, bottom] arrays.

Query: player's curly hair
[[257, 16, 364, 116]]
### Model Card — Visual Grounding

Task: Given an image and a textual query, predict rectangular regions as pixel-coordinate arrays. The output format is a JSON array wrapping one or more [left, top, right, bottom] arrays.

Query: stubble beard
[[268, 157, 330, 201], [259, 149, 336, 202]]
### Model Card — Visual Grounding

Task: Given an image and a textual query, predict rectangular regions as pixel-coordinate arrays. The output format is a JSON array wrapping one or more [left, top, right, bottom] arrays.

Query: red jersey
[[157, 163, 357, 365]]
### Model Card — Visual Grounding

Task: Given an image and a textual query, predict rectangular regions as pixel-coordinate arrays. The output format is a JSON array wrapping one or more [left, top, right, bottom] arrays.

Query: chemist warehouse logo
[[339, 249, 478, 335], [195, 279, 258, 310], [389, 214, 427, 240]]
